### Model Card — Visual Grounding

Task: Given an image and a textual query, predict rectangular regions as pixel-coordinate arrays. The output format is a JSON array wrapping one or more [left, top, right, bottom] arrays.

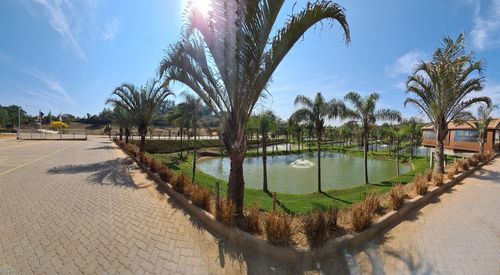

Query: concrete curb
[[121, 143, 495, 270]]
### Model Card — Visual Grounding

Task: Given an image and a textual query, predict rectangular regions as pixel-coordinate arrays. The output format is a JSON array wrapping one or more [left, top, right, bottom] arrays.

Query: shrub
[[149, 159, 161, 173], [187, 184, 211, 212], [265, 211, 293, 246], [158, 167, 173, 182], [326, 206, 338, 232], [457, 159, 469, 171], [363, 192, 380, 214], [446, 169, 455, 180], [389, 184, 406, 210], [170, 174, 191, 194], [432, 173, 444, 186], [452, 164, 460, 175], [351, 203, 373, 232], [139, 154, 151, 167], [245, 204, 261, 234], [466, 157, 477, 167], [414, 174, 428, 195], [300, 211, 330, 248], [216, 199, 236, 227], [424, 171, 433, 182]]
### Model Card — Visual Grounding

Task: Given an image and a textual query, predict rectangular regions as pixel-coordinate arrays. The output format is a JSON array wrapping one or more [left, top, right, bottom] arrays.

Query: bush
[[364, 192, 380, 214], [149, 159, 161, 173], [457, 159, 469, 171], [139, 154, 151, 167], [432, 173, 444, 186], [413, 174, 428, 195], [158, 167, 173, 182], [188, 184, 211, 212], [466, 157, 477, 167], [265, 211, 293, 246], [170, 174, 191, 194], [301, 211, 330, 248], [424, 171, 433, 182], [446, 169, 455, 180], [326, 206, 338, 232], [216, 199, 236, 227], [351, 203, 373, 232], [245, 204, 261, 234], [389, 184, 406, 210]]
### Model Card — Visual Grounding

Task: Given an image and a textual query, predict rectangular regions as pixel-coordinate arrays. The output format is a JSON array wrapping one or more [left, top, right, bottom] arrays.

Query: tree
[[257, 111, 277, 193], [107, 79, 172, 153], [342, 92, 401, 184], [405, 33, 490, 173], [165, 104, 191, 158], [292, 92, 343, 192], [401, 117, 422, 159], [464, 104, 498, 154], [159, 0, 350, 218], [113, 106, 132, 143]]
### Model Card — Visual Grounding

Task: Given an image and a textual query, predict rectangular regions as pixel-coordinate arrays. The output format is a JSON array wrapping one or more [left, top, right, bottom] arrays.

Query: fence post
[[272, 192, 276, 211], [215, 181, 220, 217]]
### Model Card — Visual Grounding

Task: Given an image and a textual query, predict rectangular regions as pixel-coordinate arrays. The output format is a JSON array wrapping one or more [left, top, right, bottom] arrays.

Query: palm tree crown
[[159, 0, 350, 217]]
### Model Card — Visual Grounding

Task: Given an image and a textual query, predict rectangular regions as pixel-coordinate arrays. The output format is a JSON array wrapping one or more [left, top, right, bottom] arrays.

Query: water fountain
[[289, 158, 314, 168]]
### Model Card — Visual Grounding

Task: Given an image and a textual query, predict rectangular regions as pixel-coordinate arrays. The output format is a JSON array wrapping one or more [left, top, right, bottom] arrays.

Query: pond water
[[400, 146, 429, 157], [198, 152, 411, 194]]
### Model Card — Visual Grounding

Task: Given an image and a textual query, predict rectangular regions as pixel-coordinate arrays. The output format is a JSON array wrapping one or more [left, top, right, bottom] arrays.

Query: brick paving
[[346, 158, 500, 274], [0, 137, 245, 274]]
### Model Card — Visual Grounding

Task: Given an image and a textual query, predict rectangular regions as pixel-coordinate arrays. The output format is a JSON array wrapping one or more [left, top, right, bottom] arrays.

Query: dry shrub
[[149, 159, 161, 173], [413, 174, 428, 195], [446, 169, 455, 180], [424, 170, 433, 182], [158, 167, 173, 182], [389, 184, 406, 210], [432, 173, 444, 186], [457, 159, 469, 171], [477, 153, 487, 162], [351, 203, 373, 232], [452, 164, 460, 175], [326, 206, 338, 232], [188, 184, 211, 212], [139, 154, 151, 167], [216, 199, 236, 227], [300, 211, 330, 248], [364, 192, 380, 214], [265, 211, 293, 246], [485, 152, 495, 160], [466, 157, 477, 167], [170, 174, 191, 194], [244, 204, 261, 234]]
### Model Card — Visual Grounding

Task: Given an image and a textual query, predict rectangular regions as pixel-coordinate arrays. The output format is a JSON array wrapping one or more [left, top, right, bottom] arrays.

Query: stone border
[[120, 143, 495, 270]]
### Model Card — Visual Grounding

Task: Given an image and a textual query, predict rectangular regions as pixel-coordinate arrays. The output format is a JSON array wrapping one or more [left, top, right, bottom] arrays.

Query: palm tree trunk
[[317, 134, 322, 192], [396, 133, 400, 176], [262, 137, 268, 193], [363, 131, 369, 184], [192, 123, 197, 183], [140, 134, 146, 154], [125, 128, 130, 143], [434, 126, 446, 174], [180, 127, 184, 158], [479, 142, 484, 154], [119, 127, 123, 141]]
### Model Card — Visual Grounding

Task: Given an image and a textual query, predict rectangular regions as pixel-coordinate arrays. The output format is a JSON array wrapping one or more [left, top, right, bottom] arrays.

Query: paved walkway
[[346, 158, 500, 274], [0, 137, 247, 274]]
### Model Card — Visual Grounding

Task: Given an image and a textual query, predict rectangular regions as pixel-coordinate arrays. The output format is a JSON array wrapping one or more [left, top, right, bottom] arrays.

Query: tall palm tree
[[258, 111, 277, 192], [465, 104, 498, 154], [112, 106, 132, 143], [159, 1, 350, 217], [342, 92, 401, 184], [107, 79, 172, 153], [405, 33, 490, 173], [292, 92, 343, 192]]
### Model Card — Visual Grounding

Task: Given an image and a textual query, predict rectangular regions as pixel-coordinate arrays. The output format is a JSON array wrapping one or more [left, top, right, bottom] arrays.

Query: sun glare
[[187, 0, 212, 16]]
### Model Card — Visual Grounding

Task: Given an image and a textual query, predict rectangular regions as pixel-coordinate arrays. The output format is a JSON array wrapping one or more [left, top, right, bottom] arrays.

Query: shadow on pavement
[[46, 158, 136, 188]]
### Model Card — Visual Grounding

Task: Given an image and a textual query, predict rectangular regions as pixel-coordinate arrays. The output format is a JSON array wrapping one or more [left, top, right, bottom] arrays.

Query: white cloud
[[98, 17, 120, 41], [385, 50, 427, 78], [470, 0, 500, 51], [19, 67, 75, 105]]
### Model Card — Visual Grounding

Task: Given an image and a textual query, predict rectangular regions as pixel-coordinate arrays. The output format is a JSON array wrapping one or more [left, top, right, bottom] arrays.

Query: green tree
[[401, 117, 422, 159], [464, 104, 498, 154], [405, 33, 490, 173], [159, 0, 350, 217], [292, 92, 343, 192], [257, 111, 277, 193], [342, 92, 401, 184], [112, 106, 132, 143], [107, 79, 172, 153]]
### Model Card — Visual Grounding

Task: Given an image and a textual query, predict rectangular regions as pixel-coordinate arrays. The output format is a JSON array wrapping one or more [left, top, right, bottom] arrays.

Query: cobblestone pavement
[[0, 137, 249, 274], [346, 158, 500, 274]]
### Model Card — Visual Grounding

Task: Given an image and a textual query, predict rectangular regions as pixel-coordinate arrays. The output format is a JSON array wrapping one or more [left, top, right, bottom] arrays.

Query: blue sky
[[0, 0, 499, 121]]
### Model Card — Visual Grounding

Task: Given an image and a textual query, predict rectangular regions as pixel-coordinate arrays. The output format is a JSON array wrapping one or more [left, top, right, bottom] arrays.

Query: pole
[[17, 107, 21, 139]]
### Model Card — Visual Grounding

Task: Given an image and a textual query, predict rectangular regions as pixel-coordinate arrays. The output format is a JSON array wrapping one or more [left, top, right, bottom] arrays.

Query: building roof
[[422, 118, 500, 130]]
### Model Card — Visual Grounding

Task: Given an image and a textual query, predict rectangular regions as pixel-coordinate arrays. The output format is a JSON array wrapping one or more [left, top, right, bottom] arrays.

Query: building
[[422, 119, 500, 156]]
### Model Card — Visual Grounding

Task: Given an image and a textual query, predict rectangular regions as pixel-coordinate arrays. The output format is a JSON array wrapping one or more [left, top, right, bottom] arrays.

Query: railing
[[18, 129, 87, 140]]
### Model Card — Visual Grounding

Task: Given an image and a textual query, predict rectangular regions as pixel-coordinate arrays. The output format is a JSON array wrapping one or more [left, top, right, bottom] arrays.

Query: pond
[[197, 152, 412, 194]]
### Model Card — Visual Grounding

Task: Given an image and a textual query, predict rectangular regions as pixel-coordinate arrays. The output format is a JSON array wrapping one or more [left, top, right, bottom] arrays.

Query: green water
[[197, 152, 411, 194]]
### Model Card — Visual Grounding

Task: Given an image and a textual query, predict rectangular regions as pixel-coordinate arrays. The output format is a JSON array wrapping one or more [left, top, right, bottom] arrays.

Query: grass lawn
[[150, 147, 430, 214]]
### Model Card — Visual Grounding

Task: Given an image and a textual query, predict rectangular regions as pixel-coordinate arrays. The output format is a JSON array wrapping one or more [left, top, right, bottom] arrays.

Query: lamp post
[[17, 107, 21, 140]]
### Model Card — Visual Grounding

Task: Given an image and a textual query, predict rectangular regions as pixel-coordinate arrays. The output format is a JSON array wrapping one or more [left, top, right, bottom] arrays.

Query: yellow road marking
[[0, 143, 80, 176]]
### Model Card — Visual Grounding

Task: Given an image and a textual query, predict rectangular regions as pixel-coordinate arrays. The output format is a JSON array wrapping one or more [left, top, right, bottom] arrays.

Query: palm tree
[[258, 111, 277, 192], [107, 79, 172, 153], [405, 33, 490, 173], [465, 104, 498, 154], [401, 117, 422, 159], [166, 104, 191, 158], [159, 1, 350, 217], [292, 92, 343, 192], [342, 92, 401, 184], [112, 106, 132, 143]]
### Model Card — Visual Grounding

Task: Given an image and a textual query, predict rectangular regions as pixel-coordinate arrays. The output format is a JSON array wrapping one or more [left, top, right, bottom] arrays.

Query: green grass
[[150, 149, 429, 214]]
